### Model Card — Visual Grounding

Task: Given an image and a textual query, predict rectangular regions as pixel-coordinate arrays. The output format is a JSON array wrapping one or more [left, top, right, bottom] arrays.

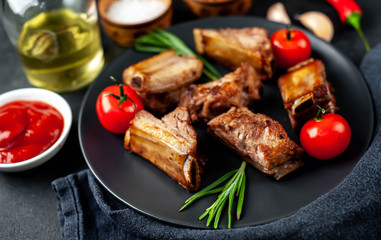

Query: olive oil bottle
[[17, 8, 104, 92]]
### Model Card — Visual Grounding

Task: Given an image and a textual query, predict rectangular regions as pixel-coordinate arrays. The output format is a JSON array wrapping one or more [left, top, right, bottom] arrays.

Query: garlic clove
[[297, 11, 334, 42], [266, 2, 291, 25]]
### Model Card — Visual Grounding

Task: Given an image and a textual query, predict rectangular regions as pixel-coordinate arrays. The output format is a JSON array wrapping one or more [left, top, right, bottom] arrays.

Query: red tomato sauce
[[0, 100, 64, 163]]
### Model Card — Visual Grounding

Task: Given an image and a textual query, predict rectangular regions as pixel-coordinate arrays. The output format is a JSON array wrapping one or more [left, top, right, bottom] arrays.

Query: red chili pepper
[[326, 0, 370, 52]]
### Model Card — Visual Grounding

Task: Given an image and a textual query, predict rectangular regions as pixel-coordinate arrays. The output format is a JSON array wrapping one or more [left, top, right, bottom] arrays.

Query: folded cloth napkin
[[52, 44, 381, 240]]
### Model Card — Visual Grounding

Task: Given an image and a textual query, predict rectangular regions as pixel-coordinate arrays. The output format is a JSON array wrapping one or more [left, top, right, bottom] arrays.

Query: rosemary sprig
[[179, 161, 247, 229], [134, 29, 222, 81]]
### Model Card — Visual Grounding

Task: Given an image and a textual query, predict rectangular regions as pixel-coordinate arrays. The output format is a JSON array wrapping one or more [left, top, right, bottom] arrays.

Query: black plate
[[78, 17, 374, 229]]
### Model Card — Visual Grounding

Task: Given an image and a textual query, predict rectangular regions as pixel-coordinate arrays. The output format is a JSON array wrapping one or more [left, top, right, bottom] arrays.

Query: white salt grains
[[106, 0, 168, 25]]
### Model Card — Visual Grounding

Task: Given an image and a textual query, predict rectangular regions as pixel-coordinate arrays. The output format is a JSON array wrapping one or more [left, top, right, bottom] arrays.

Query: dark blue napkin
[[52, 43, 381, 239]]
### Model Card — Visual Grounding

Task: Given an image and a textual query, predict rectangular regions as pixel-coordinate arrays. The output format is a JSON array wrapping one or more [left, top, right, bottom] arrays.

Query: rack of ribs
[[179, 62, 263, 123], [207, 107, 304, 180], [124, 107, 201, 191]]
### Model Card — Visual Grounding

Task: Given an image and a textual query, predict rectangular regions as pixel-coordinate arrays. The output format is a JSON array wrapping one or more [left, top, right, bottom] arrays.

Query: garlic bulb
[[266, 2, 291, 25], [297, 11, 334, 42]]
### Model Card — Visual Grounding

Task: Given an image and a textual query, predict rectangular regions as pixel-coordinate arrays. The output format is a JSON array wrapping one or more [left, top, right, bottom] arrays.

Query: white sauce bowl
[[0, 88, 72, 172]]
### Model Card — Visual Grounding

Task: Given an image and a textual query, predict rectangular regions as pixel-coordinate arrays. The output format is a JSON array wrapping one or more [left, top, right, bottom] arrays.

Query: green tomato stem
[[105, 76, 137, 113], [286, 25, 292, 41]]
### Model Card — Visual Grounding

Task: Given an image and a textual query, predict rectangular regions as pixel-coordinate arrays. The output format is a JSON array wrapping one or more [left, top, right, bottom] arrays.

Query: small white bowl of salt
[[98, 0, 173, 47]]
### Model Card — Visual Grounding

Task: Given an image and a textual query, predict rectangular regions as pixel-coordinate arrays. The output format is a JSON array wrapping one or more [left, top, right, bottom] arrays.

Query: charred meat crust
[[207, 107, 304, 180], [193, 27, 273, 80], [179, 62, 263, 123], [124, 107, 201, 191]]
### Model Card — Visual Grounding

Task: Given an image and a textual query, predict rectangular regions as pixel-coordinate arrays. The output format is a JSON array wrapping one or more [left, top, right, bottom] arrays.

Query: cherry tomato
[[96, 82, 143, 134], [270, 28, 312, 69], [300, 112, 351, 160]]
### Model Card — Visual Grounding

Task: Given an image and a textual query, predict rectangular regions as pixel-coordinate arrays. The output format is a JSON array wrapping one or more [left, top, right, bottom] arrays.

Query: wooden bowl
[[98, 0, 173, 47], [183, 0, 253, 18]]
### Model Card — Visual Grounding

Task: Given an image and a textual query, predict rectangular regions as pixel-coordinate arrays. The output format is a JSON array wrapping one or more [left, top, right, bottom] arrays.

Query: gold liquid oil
[[17, 9, 104, 92]]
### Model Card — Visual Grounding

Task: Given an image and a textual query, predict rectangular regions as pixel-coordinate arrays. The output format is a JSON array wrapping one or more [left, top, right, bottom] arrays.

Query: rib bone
[[124, 107, 201, 191]]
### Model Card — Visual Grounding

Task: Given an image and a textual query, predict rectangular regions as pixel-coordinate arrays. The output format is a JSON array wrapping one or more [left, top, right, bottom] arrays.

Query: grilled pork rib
[[278, 59, 336, 129], [124, 107, 201, 191], [179, 62, 263, 123], [123, 50, 203, 114], [207, 107, 304, 180], [193, 27, 273, 80]]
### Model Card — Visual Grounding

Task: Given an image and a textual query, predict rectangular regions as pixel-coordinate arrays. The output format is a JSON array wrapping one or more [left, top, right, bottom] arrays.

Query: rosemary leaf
[[201, 69, 218, 82], [135, 33, 167, 48], [199, 206, 212, 220], [214, 197, 228, 228], [206, 190, 228, 226], [206, 205, 216, 226], [228, 180, 238, 228], [236, 172, 243, 197], [221, 170, 239, 192], [134, 44, 168, 53], [237, 170, 246, 220], [149, 31, 172, 49], [156, 29, 193, 55], [179, 186, 223, 211]]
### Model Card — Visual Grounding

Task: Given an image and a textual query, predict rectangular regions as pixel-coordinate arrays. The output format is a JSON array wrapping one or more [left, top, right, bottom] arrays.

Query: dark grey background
[[0, 0, 380, 239]]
